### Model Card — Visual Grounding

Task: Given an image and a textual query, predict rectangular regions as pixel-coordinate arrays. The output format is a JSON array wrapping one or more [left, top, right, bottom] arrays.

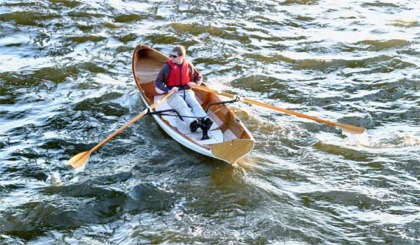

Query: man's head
[[170, 45, 186, 64]]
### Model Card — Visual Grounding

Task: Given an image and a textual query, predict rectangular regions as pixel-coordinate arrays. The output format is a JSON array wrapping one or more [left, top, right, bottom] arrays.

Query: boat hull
[[132, 45, 254, 164]]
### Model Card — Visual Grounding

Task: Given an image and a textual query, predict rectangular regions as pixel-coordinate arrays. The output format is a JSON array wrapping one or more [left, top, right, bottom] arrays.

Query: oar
[[194, 86, 366, 134], [68, 91, 175, 169]]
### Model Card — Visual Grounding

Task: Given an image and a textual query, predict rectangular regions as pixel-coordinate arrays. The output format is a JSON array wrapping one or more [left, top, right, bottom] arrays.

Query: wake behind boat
[[132, 45, 255, 164]]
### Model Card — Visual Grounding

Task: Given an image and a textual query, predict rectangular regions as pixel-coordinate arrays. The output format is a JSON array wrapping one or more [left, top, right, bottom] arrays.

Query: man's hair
[[172, 45, 186, 56]]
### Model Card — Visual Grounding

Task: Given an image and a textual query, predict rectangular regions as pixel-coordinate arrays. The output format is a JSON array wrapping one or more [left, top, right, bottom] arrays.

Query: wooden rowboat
[[132, 45, 255, 164], [69, 46, 364, 170]]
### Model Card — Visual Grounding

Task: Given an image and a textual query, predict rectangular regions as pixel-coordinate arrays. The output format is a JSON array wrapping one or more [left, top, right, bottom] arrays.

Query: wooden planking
[[135, 49, 164, 83]]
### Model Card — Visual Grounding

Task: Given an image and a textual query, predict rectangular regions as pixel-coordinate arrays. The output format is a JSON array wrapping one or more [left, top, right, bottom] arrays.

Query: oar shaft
[[210, 90, 336, 125], [241, 97, 365, 133], [243, 98, 336, 126], [90, 91, 174, 153], [90, 109, 148, 153]]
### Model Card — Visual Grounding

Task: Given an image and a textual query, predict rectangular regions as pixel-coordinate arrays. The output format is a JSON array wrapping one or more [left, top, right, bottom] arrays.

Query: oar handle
[[194, 86, 366, 134], [90, 91, 175, 153]]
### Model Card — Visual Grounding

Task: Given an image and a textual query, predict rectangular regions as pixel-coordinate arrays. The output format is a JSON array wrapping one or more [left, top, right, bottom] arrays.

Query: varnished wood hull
[[132, 45, 254, 164]]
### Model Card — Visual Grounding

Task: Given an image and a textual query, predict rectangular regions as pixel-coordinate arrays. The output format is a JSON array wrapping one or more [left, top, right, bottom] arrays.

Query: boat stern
[[210, 139, 255, 164]]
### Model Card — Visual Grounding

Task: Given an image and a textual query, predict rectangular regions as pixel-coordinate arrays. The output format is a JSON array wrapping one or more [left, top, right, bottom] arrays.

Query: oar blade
[[68, 151, 91, 169], [335, 123, 366, 134]]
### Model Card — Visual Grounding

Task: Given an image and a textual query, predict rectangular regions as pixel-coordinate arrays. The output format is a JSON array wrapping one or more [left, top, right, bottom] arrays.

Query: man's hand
[[187, 82, 197, 88], [170, 87, 179, 93]]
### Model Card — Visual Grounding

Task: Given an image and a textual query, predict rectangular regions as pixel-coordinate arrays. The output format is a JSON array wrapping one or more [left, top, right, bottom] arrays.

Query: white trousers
[[167, 90, 207, 125]]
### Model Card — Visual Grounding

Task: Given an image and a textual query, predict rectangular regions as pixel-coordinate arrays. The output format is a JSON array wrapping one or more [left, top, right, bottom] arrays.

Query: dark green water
[[0, 1, 419, 244]]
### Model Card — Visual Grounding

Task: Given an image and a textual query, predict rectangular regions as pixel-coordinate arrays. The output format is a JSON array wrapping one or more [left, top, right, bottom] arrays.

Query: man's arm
[[155, 64, 171, 93], [189, 63, 203, 85]]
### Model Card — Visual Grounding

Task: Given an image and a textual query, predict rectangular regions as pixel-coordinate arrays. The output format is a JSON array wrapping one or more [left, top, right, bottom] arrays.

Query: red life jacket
[[165, 59, 191, 87]]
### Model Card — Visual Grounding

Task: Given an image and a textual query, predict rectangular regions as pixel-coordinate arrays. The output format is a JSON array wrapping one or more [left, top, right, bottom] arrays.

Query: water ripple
[[0, 0, 419, 244]]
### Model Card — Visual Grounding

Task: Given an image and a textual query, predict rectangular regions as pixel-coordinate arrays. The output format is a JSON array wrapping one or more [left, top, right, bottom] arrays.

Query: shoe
[[189, 120, 200, 132], [200, 118, 213, 140], [200, 117, 213, 131]]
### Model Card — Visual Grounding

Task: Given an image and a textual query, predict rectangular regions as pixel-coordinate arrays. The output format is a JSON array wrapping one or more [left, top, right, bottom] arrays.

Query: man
[[155, 45, 213, 136]]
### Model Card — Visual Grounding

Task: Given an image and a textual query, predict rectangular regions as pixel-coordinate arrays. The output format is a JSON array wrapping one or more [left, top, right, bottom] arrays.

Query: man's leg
[[167, 91, 202, 132], [184, 90, 213, 139], [183, 90, 207, 118], [167, 91, 196, 125]]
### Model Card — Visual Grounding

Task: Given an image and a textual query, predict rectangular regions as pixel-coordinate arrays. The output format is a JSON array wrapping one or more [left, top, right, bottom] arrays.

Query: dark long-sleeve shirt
[[155, 61, 203, 93]]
